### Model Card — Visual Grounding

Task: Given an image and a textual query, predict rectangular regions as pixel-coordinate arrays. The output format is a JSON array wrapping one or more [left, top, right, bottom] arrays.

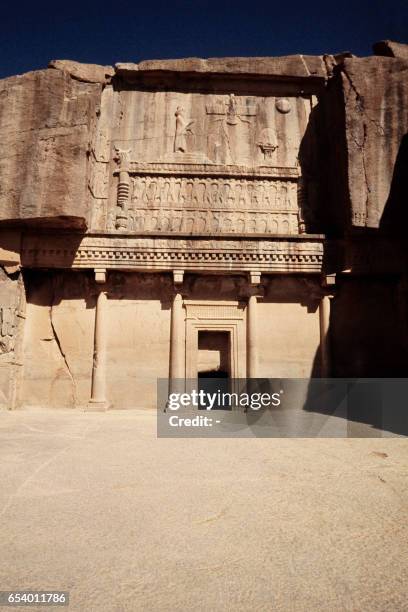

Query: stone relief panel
[[127, 176, 298, 209], [89, 88, 313, 235], [107, 175, 299, 234], [109, 90, 308, 167]]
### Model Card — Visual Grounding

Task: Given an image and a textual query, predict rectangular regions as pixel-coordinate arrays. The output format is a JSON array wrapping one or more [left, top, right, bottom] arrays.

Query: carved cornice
[[113, 161, 299, 179], [21, 234, 324, 274], [22, 234, 404, 275]]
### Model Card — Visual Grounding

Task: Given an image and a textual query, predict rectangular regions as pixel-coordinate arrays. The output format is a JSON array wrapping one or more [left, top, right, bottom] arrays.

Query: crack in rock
[[49, 280, 77, 407], [342, 67, 386, 135], [350, 124, 371, 218]]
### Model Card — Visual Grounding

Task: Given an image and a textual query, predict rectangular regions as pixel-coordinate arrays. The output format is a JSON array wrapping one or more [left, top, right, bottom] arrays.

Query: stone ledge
[[373, 40, 408, 61], [49, 59, 115, 84], [115, 55, 331, 79]]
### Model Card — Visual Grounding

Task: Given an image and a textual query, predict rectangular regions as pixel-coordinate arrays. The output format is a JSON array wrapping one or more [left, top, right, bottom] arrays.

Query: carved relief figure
[[129, 175, 297, 211], [257, 128, 278, 161], [226, 94, 239, 125], [0, 306, 16, 354], [174, 107, 195, 153], [113, 146, 131, 166], [206, 94, 257, 164]]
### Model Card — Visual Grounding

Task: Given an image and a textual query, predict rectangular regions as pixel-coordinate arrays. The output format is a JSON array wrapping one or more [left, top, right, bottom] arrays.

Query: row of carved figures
[[127, 176, 298, 209], [108, 208, 300, 234]]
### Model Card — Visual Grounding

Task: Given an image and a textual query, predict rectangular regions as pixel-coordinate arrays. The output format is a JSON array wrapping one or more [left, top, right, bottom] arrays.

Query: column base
[[85, 399, 109, 412]]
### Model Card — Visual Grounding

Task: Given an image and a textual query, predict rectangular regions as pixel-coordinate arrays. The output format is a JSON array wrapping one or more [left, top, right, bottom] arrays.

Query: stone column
[[170, 292, 184, 380], [247, 293, 258, 379], [87, 269, 109, 411], [169, 271, 185, 394], [246, 273, 263, 379], [319, 275, 336, 378], [319, 295, 331, 377]]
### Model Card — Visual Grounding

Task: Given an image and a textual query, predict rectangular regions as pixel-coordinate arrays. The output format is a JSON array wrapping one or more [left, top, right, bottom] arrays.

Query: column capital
[[246, 286, 264, 299], [173, 269, 184, 286], [94, 268, 107, 284], [240, 283, 264, 299], [249, 271, 262, 286], [321, 273, 336, 288], [238, 272, 264, 299]]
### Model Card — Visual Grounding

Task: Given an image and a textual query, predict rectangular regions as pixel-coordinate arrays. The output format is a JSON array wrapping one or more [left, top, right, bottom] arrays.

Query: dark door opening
[[197, 331, 231, 409]]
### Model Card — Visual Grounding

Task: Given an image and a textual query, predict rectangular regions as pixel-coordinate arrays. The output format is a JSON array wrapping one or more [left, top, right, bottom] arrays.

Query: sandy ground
[[0, 410, 407, 612]]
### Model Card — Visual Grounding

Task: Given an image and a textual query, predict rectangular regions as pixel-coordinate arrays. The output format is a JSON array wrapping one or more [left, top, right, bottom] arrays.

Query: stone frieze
[[21, 234, 324, 273]]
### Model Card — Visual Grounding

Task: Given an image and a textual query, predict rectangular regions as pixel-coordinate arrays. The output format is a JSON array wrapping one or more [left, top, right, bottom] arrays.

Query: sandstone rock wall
[[320, 55, 408, 233], [19, 270, 95, 408], [0, 67, 102, 229], [18, 272, 322, 409], [0, 266, 25, 409], [1, 47, 407, 235], [331, 276, 408, 376], [1, 45, 408, 410]]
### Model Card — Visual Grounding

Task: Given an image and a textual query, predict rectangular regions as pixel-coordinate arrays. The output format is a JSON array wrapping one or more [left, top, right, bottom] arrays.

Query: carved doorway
[[197, 330, 231, 409], [197, 330, 231, 377], [184, 300, 246, 381]]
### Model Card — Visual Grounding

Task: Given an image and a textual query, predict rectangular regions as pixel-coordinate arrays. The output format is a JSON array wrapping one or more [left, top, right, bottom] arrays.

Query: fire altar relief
[[91, 90, 312, 236]]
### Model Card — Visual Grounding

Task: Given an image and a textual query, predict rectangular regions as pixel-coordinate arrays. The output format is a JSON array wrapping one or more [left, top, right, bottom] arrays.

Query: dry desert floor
[[0, 409, 407, 611]]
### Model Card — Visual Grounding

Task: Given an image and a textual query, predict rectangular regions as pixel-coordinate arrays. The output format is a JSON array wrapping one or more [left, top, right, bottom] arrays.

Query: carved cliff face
[[91, 87, 317, 235], [0, 69, 102, 229], [1, 48, 408, 236], [109, 91, 308, 166]]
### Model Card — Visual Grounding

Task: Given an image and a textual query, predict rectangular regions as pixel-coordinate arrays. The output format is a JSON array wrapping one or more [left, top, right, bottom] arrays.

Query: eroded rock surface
[[0, 67, 102, 229], [116, 54, 333, 78], [0, 265, 25, 409], [338, 56, 408, 230], [49, 59, 114, 84], [373, 39, 408, 60]]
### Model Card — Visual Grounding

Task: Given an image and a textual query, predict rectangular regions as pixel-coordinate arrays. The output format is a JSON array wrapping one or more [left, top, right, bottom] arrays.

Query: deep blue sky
[[1, 0, 407, 79]]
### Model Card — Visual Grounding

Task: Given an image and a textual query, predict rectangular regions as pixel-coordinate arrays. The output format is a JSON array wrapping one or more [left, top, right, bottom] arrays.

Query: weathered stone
[[116, 54, 331, 79], [0, 230, 21, 269], [338, 56, 408, 229], [49, 59, 115, 84], [373, 40, 408, 60], [0, 68, 102, 229], [0, 265, 25, 409], [1, 45, 408, 411]]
